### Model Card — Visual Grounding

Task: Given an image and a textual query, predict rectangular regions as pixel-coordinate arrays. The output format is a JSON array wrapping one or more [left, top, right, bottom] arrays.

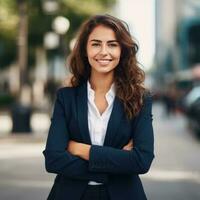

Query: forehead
[[88, 25, 117, 41]]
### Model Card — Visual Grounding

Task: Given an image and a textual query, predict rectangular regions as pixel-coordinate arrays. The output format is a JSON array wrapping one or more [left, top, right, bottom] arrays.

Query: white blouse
[[87, 81, 115, 185]]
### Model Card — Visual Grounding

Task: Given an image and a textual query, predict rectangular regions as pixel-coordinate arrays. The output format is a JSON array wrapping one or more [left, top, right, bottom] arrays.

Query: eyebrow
[[90, 39, 119, 43]]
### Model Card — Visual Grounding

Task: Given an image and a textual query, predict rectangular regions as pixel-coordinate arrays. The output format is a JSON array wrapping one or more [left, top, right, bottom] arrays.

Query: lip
[[95, 59, 112, 65]]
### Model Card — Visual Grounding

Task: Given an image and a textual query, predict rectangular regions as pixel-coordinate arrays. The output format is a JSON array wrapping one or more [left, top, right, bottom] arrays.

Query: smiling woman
[[86, 25, 121, 76], [43, 14, 154, 200]]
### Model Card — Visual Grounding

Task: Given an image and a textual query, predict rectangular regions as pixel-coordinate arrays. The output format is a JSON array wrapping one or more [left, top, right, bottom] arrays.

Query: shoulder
[[56, 81, 87, 99], [138, 90, 153, 115], [57, 86, 75, 94], [56, 86, 77, 96], [132, 90, 153, 122], [56, 86, 77, 101], [143, 89, 153, 103]]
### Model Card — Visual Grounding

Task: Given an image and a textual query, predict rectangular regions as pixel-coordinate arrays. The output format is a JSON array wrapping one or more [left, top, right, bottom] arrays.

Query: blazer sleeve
[[88, 94, 154, 175], [43, 88, 108, 183]]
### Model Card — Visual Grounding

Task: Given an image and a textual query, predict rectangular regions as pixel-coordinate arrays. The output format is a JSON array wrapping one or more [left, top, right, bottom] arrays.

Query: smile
[[95, 59, 112, 65]]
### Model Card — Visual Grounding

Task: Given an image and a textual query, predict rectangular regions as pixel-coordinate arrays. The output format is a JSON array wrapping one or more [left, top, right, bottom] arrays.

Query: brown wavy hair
[[68, 14, 146, 119]]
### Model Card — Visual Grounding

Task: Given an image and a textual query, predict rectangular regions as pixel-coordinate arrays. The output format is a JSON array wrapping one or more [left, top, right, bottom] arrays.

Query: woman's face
[[86, 25, 121, 76]]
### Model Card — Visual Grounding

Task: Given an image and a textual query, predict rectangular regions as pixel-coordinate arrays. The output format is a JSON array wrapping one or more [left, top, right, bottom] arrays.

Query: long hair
[[68, 14, 146, 119]]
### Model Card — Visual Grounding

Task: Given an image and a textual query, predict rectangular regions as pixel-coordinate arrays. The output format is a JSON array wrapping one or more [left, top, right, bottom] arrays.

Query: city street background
[[0, 102, 200, 200], [1, 0, 200, 199]]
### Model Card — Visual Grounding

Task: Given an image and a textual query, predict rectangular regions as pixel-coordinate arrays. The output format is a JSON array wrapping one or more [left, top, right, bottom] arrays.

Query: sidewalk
[[1, 102, 200, 200], [0, 111, 50, 140], [0, 132, 47, 143], [0, 132, 47, 160]]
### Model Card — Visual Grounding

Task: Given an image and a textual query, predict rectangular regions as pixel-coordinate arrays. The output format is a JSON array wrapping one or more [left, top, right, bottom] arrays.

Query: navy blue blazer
[[43, 82, 154, 200]]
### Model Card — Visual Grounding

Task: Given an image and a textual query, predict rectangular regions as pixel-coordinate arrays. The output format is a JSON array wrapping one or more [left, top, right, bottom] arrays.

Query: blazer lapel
[[76, 82, 125, 146], [76, 82, 92, 144], [103, 97, 124, 146]]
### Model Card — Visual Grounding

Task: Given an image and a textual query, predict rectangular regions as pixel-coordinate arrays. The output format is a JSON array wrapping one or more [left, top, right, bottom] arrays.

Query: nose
[[99, 44, 108, 55]]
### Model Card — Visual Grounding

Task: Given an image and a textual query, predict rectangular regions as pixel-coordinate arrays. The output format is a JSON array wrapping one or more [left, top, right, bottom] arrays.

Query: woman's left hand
[[122, 139, 134, 151], [67, 140, 91, 160]]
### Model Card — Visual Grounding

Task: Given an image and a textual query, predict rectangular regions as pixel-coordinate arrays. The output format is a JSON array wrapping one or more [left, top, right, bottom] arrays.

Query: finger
[[127, 142, 134, 147], [127, 140, 133, 146], [123, 144, 134, 151], [126, 141, 133, 147], [123, 146, 132, 151], [123, 141, 132, 148], [123, 144, 132, 150], [129, 140, 133, 145]]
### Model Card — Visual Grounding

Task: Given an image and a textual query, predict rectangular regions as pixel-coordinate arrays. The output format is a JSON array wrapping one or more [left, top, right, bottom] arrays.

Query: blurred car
[[184, 86, 200, 136]]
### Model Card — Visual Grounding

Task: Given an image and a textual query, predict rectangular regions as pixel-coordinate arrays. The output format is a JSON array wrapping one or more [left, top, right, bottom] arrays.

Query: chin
[[97, 70, 114, 75]]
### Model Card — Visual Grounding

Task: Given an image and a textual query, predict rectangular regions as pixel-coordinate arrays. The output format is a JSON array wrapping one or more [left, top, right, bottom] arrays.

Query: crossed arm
[[67, 140, 133, 161], [43, 89, 154, 181]]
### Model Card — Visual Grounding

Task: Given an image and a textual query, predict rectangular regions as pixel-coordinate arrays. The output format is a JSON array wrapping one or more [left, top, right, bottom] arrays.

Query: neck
[[89, 72, 114, 93]]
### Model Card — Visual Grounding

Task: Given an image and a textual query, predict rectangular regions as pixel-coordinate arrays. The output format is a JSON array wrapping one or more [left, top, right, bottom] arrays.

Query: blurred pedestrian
[[163, 86, 177, 117], [43, 14, 154, 200]]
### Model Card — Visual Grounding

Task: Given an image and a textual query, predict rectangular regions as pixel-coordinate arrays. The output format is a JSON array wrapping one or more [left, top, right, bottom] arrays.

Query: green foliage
[[0, 37, 17, 69], [0, 0, 116, 69], [0, 0, 18, 68], [0, 93, 15, 107]]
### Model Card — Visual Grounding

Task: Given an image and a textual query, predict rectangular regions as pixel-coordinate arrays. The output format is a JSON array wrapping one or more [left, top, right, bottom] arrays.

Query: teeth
[[96, 59, 112, 65]]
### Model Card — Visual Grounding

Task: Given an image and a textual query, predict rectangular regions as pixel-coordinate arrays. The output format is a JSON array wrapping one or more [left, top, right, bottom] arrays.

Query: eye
[[91, 43, 100, 47], [108, 43, 119, 47]]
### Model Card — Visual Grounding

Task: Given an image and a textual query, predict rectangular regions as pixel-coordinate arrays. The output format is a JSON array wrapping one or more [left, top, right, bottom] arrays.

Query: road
[[0, 102, 200, 200], [143, 102, 200, 200]]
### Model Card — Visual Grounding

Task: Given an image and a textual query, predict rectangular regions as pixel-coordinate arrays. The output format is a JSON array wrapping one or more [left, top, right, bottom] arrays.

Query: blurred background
[[0, 0, 200, 199]]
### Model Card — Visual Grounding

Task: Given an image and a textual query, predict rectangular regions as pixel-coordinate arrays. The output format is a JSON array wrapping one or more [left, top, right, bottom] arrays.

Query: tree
[[0, 0, 116, 68], [0, 0, 116, 132], [0, 0, 18, 68]]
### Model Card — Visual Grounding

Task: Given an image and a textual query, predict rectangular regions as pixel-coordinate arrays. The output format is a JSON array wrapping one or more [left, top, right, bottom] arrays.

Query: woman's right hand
[[122, 139, 133, 151]]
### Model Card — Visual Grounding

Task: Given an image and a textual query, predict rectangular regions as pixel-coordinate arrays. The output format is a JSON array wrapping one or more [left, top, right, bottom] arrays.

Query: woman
[[43, 14, 154, 200]]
